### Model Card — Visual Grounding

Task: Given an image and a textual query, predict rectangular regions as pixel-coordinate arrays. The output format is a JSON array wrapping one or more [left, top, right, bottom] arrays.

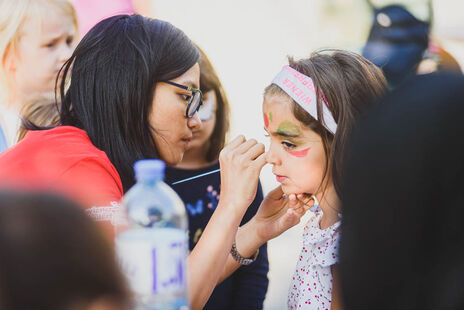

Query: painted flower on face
[[263, 112, 274, 129]]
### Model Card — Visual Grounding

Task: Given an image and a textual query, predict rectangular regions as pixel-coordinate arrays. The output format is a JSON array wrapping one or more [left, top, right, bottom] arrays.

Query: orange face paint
[[288, 147, 310, 158]]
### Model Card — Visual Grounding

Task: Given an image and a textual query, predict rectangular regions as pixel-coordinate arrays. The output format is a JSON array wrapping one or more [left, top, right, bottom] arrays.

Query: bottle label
[[116, 228, 187, 296]]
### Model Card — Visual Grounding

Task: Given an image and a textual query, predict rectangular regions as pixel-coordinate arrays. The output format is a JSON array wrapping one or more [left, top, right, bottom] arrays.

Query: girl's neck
[[316, 184, 341, 230], [176, 145, 213, 170]]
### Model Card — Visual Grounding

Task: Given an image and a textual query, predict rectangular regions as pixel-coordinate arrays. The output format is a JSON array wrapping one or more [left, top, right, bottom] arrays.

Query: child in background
[[73, 0, 152, 39], [263, 50, 386, 309], [164, 46, 269, 309], [0, 0, 77, 149]]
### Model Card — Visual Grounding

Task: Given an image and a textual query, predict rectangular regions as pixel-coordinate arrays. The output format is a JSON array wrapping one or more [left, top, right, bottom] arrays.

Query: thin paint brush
[[171, 168, 221, 185]]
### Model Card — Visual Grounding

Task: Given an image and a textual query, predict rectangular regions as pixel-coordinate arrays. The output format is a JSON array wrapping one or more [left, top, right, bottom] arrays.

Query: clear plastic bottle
[[116, 159, 189, 310]]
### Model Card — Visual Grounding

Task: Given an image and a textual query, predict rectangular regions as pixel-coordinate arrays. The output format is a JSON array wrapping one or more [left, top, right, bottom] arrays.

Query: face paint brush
[[171, 168, 221, 185]]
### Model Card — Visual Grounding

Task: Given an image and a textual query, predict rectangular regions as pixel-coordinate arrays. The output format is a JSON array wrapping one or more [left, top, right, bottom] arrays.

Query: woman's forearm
[[218, 217, 265, 283], [187, 200, 244, 310]]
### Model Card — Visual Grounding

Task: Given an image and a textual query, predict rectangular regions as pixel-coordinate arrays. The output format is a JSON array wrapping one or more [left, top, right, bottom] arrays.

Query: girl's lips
[[275, 174, 287, 183]]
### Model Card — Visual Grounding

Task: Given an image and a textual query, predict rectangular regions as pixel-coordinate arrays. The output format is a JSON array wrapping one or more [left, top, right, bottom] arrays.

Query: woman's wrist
[[235, 218, 266, 257], [217, 196, 249, 221]]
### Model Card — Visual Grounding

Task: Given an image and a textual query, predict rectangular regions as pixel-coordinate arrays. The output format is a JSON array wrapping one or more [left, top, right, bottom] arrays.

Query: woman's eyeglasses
[[162, 80, 203, 118]]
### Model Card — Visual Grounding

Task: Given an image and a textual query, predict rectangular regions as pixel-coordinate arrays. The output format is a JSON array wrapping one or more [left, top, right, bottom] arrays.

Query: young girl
[[165, 46, 269, 309], [0, 0, 77, 149], [263, 50, 387, 309]]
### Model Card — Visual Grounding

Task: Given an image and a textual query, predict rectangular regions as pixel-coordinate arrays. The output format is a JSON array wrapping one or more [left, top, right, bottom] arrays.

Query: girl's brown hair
[[265, 50, 387, 197], [197, 46, 230, 162]]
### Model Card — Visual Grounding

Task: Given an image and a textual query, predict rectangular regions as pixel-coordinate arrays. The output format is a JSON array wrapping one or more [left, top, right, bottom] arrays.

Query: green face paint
[[277, 120, 301, 136], [269, 112, 273, 122]]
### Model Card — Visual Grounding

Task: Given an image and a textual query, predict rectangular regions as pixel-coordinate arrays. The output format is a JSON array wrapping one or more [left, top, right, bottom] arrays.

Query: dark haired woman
[[0, 15, 306, 309], [165, 46, 269, 309]]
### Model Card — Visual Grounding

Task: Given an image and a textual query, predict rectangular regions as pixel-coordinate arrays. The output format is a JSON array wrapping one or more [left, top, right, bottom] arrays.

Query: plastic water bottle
[[116, 159, 189, 310]]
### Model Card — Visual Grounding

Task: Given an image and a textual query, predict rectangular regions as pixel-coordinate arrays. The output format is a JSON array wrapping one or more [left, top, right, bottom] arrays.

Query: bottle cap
[[134, 159, 165, 181]]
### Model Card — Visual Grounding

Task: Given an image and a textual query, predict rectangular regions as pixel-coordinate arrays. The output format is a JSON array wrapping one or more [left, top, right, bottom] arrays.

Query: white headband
[[271, 66, 338, 135]]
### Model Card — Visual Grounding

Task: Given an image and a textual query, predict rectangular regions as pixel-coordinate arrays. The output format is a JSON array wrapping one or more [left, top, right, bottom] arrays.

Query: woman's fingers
[[267, 186, 284, 200], [281, 208, 300, 229], [226, 135, 246, 150], [234, 138, 258, 155], [243, 142, 265, 161], [288, 194, 306, 217], [251, 152, 267, 170]]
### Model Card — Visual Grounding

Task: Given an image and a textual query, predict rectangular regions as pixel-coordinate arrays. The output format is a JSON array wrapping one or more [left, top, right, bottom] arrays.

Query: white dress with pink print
[[287, 210, 341, 310]]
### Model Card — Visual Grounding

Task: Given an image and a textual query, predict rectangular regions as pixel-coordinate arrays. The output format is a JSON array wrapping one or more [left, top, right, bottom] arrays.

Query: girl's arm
[[330, 264, 344, 310]]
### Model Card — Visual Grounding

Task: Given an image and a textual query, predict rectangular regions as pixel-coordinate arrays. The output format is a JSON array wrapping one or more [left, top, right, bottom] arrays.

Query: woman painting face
[[150, 63, 202, 165], [264, 94, 327, 196]]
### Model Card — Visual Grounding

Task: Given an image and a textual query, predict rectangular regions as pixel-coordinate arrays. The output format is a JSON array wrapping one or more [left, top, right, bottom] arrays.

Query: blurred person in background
[[362, 0, 432, 88], [417, 39, 462, 74], [340, 73, 464, 310], [0, 0, 77, 151], [73, 0, 152, 38], [0, 190, 130, 310], [165, 46, 269, 309]]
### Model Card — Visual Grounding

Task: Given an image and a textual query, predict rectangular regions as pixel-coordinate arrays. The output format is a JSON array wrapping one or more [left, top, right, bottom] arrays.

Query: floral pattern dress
[[288, 210, 341, 310]]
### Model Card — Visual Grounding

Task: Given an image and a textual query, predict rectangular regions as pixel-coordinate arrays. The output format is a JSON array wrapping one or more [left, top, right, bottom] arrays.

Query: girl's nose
[[265, 145, 281, 166], [187, 112, 202, 130]]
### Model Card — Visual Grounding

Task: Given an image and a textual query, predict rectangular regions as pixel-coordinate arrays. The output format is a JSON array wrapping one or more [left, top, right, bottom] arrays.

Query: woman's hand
[[251, 186, 312, 244], [218, 135, 266, 217]]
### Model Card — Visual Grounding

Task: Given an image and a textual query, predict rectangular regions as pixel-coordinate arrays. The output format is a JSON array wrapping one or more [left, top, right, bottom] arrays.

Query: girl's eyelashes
[[282, 140, 296, 149]]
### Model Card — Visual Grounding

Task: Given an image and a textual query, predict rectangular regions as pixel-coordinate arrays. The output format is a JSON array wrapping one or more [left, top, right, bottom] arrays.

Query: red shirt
[[0, 126, 123, 237]]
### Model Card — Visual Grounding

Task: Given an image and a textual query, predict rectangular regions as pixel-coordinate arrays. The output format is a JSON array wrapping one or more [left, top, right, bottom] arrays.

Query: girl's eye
[[282, 141, 296, 149], [45, 41, 56, 48], [66, 37, 74, 45]]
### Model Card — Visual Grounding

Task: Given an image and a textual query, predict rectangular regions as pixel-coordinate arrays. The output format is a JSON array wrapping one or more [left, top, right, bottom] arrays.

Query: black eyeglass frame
[[162, 80, 203, 118]]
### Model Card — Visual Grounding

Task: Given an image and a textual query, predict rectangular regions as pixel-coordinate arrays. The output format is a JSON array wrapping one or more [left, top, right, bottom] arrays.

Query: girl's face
[[187, 89, 217, 151], [8, 11, 76, 101], [150, 63, 202, 165], [264, 94, 328, 196]]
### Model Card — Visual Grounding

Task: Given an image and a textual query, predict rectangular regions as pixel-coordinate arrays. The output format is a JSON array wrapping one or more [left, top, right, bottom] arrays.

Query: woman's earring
[[309, 195, 321, 212]]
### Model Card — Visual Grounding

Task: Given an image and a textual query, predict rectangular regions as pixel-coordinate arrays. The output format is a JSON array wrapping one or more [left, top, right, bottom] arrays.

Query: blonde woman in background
[[0, 0, 77, 151]]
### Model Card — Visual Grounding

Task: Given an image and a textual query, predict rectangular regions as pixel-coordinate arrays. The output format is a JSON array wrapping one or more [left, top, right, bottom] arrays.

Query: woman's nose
[[187, 112, 202, 130]]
